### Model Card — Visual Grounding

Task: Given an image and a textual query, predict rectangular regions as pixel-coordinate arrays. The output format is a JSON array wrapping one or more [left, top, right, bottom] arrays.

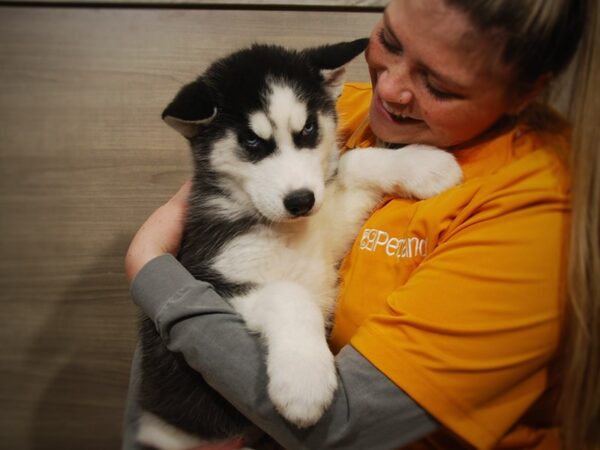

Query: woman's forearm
[[131, 254, 438, 450]]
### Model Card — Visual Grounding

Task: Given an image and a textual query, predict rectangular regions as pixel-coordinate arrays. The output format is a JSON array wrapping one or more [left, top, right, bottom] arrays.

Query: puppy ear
[[302, 38, 369, 97], [303, 38, 369, 70], [320, 67, 348, 98], [162, 79, 217, 138]]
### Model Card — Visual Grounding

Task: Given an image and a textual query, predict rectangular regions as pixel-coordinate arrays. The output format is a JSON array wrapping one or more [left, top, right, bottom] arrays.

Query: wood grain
[[4, 0, 387, 5], [0, 7, 376, 449]]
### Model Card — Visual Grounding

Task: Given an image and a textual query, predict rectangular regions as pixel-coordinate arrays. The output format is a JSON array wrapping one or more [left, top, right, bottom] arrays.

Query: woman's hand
[[124, 180, 192, 284]]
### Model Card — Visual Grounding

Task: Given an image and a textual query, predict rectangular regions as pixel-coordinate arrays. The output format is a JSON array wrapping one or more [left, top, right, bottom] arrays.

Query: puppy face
[[162, 40, 369, 222], [208, 81, 338, 222]]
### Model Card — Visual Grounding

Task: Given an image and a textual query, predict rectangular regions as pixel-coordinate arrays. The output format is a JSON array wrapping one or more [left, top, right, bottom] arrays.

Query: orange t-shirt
[[331, 83, 570, 449]]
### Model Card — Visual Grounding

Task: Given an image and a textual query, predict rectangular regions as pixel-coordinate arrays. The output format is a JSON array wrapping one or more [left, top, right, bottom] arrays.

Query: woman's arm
[[124, 182, 438, 449], [129, 254, 438, 450]]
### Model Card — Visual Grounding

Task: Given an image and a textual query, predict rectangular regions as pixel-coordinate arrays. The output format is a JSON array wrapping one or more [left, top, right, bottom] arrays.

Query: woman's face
[[367, 0, 520, 148]]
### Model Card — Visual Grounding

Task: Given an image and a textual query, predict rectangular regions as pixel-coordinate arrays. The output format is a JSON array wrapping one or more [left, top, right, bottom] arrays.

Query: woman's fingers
[[124, 180, 192, 283]]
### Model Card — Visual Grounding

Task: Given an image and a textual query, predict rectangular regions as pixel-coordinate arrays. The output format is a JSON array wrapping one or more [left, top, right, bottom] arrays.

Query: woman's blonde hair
[[562, 3, 600, 448], [444, 1, 599, 448]]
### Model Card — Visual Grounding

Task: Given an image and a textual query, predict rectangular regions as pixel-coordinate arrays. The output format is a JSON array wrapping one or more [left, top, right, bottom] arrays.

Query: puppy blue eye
[[301, 121, 316, 136], [245, 136, 259, 147]]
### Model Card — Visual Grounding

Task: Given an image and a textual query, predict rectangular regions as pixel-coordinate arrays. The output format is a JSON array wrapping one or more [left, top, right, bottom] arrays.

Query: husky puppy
[[138, 39, 462, 449]]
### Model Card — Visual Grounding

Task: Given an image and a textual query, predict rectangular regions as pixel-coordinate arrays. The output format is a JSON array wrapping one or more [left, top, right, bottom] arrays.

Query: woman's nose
[[376, 67, 414, 106]]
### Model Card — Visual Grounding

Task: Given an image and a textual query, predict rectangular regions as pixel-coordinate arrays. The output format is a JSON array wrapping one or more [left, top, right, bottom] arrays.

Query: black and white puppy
[[138, 39, 462, 449]]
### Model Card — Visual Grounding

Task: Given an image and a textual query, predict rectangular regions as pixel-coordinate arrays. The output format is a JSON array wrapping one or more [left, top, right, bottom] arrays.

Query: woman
[[123, 0, 599, 448]]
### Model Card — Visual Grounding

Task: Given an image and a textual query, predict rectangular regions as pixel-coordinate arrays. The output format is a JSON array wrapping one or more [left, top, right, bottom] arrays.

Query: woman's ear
[[507, 73, 552, 115]]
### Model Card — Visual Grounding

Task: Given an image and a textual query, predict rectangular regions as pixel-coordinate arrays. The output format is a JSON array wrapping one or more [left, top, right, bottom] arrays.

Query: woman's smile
[[366, 0, 518, 148], [375, 90, 425, 125]]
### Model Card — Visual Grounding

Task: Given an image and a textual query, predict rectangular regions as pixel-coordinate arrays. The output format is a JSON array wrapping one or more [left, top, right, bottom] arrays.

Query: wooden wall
[[0, 5, 376, 449]]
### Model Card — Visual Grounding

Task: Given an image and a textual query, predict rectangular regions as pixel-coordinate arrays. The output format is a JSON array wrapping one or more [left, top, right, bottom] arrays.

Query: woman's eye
[[377, 29, 401, 55], [425, 83, 458, 101], [423, 76, 461, 101]]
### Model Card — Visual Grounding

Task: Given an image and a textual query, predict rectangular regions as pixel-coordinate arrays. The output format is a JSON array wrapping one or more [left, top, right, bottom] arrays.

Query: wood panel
[[0, 7, 377, 449], [3, 0, 387, 6]]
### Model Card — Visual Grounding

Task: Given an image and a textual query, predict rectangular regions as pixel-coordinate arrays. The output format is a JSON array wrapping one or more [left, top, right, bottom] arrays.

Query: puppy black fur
[[139, 39, 369, 443]]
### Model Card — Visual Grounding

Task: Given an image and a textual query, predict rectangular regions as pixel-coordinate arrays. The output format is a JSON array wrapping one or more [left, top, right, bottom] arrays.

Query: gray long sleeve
[[126, 254, 438, 449]]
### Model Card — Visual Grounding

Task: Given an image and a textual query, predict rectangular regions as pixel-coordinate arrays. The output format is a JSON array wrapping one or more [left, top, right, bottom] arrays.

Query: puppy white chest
[[211, 220, 336, 305]]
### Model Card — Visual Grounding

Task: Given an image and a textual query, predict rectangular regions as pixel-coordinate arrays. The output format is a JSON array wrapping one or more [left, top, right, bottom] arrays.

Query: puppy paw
[[267, 343, 337, 427], [400, 144, 463, 199]]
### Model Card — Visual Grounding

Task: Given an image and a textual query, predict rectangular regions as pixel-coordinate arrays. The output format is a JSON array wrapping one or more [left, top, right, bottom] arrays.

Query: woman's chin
[[370, 117, 428, 146]]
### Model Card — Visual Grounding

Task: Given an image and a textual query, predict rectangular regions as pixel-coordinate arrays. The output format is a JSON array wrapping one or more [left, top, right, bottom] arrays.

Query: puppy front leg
[[321, 145, 461, 261], [338, 145, 462, 199], [230, 282, 337, 428]]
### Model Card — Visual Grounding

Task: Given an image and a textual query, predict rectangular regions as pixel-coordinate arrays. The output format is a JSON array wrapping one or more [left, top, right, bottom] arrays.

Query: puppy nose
[[283, 189, 315, 217]]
